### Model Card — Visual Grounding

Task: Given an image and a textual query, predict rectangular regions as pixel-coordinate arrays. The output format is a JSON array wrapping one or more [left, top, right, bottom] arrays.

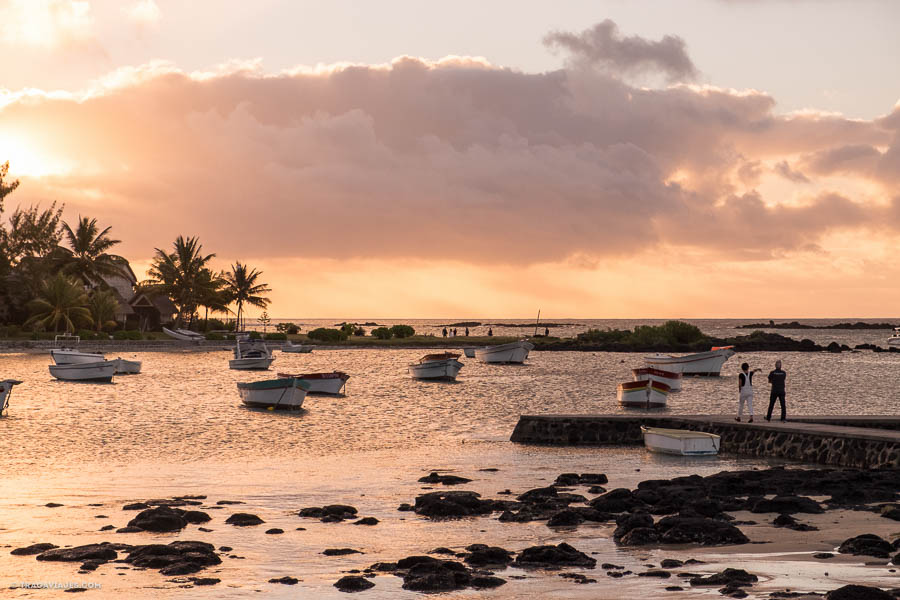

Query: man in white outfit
[[736, 362, 760, 423]]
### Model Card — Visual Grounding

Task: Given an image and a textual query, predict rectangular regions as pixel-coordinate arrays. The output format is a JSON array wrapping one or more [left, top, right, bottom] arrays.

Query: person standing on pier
[[736, 362, 760, 423], [766, 360, 787, 422]]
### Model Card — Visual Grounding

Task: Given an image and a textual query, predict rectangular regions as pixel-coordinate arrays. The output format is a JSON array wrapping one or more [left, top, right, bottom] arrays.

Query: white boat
[[0, 379, 23, 415], [237, 377, 309, 410], [640, 426, 720, 456], [162, 327, 205, 342], [463, 348, 477, 358], [632, 366, 682, 391], [282, 341, 314, 353], [229, 338, 275, 370], [113, 358, 142, 374], [50, 335, 105, 365], [475, 340, 534, 364], [409, 353, 464, 381], [277, 371, 350, 395], [49, 360, 116, 382], [644, 346, 735, 376], [617, 380, 670, 408], [888, 327, 900, 347]]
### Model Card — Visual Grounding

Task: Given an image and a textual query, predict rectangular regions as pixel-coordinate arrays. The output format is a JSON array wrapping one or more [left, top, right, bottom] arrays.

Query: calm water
[[2, 342, 899, 598]]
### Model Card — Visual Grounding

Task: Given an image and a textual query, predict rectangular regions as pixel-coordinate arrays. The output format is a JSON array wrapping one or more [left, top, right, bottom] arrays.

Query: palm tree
[[59, 216, 130, 286], [88, 288, 120, 332], [25, 272, 93, 333], [223, 262, 271, 332], [195, 268, 231, 331], [145, 236, 215, 327]]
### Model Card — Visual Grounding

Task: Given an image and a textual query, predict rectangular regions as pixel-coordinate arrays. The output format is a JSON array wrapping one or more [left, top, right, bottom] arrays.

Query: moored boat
[[276, 371, 350, 394], [229, 338, 275, 370], [640, 426, 720, 456], [162, 327, 205, 342], [113, 358, 142, 374], [475, 340, 534, 364], [282, 341, 314, 353], [409, 352, 463, 381], [49, 360, 116, 382], [1, 379, 23, 415], [888, 327, 900, 347], [644, 346, 735, 376], [617, 380, 670, 408], [632, 366, 682, 391], [50, 348, 106, 364], [238, 377, 309, 410], [463, 348, 476, 358]]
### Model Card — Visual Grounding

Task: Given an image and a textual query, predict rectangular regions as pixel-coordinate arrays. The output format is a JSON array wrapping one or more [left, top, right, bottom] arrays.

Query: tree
[[195, 268, 230, 331], [87, 288, 120, 332], [223, 262, 271, 332], [0, 161, 19, 216], [25, 273, 92, 333], [3, 202, 64, 266], [145, 236, 215, 326], [59, 216, 130, 286]]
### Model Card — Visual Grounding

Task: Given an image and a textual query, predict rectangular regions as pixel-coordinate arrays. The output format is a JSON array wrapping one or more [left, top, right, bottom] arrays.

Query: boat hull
[[277, 372, 349, 394], [888, 337, 900, 347], [50, 349, 105, 365], [49, 361, 116, 382], [1, 379, 22, 414], [113, 358, 142, 374], [463, 348, 476, 358], [475, 341, 534, 364], [162, 327, 205, 342], [282, 343, 314, 353], [632, 367, 682, 391], [229, 357, 275, 370], [238, 379, 308, 410], [409, 358, 463, 380], [641, 426, 720, 456], [617, 380, 669, 408], [644, 347, 735, 376]]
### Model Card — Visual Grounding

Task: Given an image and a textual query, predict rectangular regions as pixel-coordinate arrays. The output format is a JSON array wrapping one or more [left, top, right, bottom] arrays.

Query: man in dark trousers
[[766, 360, 787, 422]]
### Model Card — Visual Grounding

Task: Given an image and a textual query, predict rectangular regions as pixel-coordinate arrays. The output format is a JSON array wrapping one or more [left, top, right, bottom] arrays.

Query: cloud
[[543, 20, 698, 83], [773, 160, 810, 183], [0, 0, 97, 49], [126, 0, 161, 27]]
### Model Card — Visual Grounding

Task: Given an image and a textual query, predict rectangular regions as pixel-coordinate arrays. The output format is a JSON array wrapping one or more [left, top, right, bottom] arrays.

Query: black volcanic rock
[[413, 491, 505, 518], [689, 568, 758, 587], [750, 495, 823, 514], [37, 544, 119, 562], [589, 488, 643, 513], [418, 472, 472, 485], [655, 515, 749, 546], [127, 506, 188, 532], [837, 534, 893, 558], [225, 513, 265, 526], [334, 576, 373, 592], [11, 543, 58, 556], [825, 584, 894, 600], [513, 543, 596, 568], [323, 548, 362, 556], [463, 544, 514, 567]]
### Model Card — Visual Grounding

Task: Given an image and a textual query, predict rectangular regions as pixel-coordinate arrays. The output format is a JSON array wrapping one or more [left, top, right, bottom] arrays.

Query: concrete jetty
[[510, 414, 900, 468]]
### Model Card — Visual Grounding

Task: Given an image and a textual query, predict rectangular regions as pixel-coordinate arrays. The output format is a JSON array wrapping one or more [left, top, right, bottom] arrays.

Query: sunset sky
[[1, 0, 898, 318]]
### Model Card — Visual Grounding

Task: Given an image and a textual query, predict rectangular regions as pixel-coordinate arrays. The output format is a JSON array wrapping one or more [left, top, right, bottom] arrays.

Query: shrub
[[659, 320, 704, 345], [340, 323, 356, 336], [112, 330, 129, 340], [264, 332, 287, 341], [371, 327, 392, 340], [276, 322, 300, 335], [389, 324, 415, 338], [77, 329, 98, 341], [249, 331, 262, 339], [307, 327, 348, 342], [207, 332, 224, 341], [353, 327, 365, 336]]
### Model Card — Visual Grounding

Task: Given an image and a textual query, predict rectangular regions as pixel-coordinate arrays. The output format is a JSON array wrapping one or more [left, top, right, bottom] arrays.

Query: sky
[[1, 0, 899, 318]]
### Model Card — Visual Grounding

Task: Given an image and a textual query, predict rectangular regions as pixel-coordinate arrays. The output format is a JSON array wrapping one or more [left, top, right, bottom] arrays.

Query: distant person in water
[[544, 327, 549, 337], [736, 362, 760, 423], [442, 328, 447, 338], [488, 327, 493, 337], [766, 360, 787, 422], [465, 327, 469, 336]]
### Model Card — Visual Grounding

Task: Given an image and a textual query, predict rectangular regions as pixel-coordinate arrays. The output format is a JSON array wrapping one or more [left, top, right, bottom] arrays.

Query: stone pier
[[509, 415, 900, 469]]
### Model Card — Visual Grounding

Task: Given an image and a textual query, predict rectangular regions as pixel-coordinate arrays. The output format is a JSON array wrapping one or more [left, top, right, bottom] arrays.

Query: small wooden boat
[[632, 366, 682, 391], [229, 338, 275, 370], [409, 352, 463, 381], [475, 340, 534, 364], [618, 380, 670, 408], [276, 371, 350, 394], [0, 379, 23, 415], [640, 426, 720, 456], [113, 358, 142, 374], [463, 348, 476, 358], [238, 377, 310, 410], [644, 346, 735, 376], [50, 335, 104, 365], [282, 341, 314, 353], [888, 327, 900, 347], [163, 327, 205, 342], [49, 360, 116, 382]]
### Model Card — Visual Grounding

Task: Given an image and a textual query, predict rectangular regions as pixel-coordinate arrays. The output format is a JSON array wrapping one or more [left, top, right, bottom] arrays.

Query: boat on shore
[[282, 341, 314, 353], [1, 379, 23, 415], [617, 380, 670, 408], [113, 358, 142, 374], [162, 327, 206, 342], [632, 366, 682, 391], [238, 377, 309, 410], [888, 327, 900, 347], [475, 340, 534, 364], [644, 346, 735, 376], [409, 352, 463, 381], [276, 371, 350, 395], [229, 338, 275, 370], [640, 426, 720, 456], [49, 361, 116, 382]]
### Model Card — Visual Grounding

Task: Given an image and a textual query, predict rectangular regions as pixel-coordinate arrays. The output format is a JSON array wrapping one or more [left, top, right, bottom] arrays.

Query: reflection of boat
[[463, 348, 476, 358], [229, 338, 275, 370], [282, 341, 314, 353], [0, 379, 23, 415], [113, 358, 142, 374], [645, 346, 735, 376], [641, 426, 720, 456], [475, 340, 534, 364], [888, 327, 900, 347], [632, 367, 682, 391], [409, 353, 463, 381], [617, 380, 670, 408], [49, 361, 116, 382], [276, 371, 350, 394], [238, 377, 309, 410], [162, 327, 205, 342]]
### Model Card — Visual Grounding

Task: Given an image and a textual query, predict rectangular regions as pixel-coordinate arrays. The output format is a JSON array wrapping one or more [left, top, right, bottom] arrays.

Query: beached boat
[[0, 379, 23, 415], [113, 358, 142, 374], [632, 366, 682, 391], [409, 352, 464, 381], [162, 327, 205, 342], [49, 360, 116, 382], [475, 340, 534, 364], [463, 348, 477, 358], [276, 371, 350, 395], [640, 426, 721, 456], [617, 380, 670, 408], [229, 338, 275, 370], [282, 341, 314, 353], [237, 377, 310, 410], [888, 327, 900, 347], [644, 346, 735, 376]]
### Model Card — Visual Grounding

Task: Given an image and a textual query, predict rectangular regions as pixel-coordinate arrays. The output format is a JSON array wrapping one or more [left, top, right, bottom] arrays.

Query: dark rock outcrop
[[299, 505, 358, 522], [837, 534, 894, 558], [323, 548, 362, 556], [12, 543, 58, 556], [225, 513, 265, 526], [824, 584, 894, 600], [750, 495, 823, 514], [689, 568, 758, 587], [463, 544, 514, 567], [334, 576, 374, 592], [37, 544, 118, 562], [124, 541, 221, 577], [127, 506, 188, 532], [413, 491, 506, 518], [513, 543, 596, 568], [418, 472, 472, 485], [269, 576, 299, 585], [655, 516, 749, 546]]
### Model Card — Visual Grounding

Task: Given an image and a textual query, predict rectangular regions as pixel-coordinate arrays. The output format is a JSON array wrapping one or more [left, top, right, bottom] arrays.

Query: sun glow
[[0, 132, 73, 177]]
